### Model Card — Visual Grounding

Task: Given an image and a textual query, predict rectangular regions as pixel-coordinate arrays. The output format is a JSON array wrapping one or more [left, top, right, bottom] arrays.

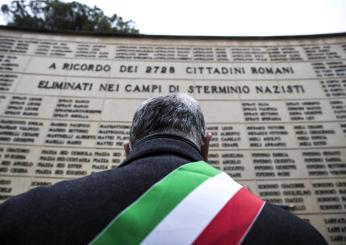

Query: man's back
[[0, 135, 204, 244], [0, 134, 326, 244]]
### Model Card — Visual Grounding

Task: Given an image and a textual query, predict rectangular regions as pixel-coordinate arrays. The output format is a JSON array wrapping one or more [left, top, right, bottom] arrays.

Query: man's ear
[[201, 132, 212, 162], [123, 142, 131, 158]]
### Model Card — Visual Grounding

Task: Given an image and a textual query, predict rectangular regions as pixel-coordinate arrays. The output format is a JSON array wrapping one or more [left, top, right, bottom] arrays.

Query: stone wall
[[0, 29, 346, 243]]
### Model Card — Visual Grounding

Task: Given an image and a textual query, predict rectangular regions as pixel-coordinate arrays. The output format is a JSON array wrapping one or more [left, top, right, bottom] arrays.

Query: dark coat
[[0, 134, 326, 244]]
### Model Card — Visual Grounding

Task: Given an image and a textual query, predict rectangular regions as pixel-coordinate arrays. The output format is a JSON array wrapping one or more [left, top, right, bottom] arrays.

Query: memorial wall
[[0, 28, 346, 243]]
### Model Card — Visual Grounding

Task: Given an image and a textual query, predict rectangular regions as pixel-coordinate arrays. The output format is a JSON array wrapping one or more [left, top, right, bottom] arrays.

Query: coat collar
[[120, 134, 203, 167]]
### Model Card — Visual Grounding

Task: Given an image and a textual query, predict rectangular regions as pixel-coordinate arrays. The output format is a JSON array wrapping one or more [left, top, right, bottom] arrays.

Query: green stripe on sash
[[90, 161, 219, 245]]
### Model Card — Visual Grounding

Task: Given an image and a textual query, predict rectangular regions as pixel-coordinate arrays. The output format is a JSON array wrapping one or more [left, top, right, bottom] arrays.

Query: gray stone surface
[[0, 29, 346, 244]]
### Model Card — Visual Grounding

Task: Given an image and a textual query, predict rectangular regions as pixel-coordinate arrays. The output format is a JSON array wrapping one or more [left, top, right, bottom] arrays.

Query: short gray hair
[[130, 94, 206, 147]]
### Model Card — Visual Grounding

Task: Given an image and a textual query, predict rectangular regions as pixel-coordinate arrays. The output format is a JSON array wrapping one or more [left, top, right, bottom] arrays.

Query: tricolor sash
[[90, 161, 264, 245]]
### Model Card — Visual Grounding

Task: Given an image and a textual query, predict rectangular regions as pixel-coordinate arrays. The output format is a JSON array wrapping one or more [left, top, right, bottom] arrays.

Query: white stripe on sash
[[141, 172, 242, 245]]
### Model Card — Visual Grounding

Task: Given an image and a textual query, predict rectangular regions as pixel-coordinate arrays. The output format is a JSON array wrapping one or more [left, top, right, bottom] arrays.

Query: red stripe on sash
[[193, 188, 265, 245]]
